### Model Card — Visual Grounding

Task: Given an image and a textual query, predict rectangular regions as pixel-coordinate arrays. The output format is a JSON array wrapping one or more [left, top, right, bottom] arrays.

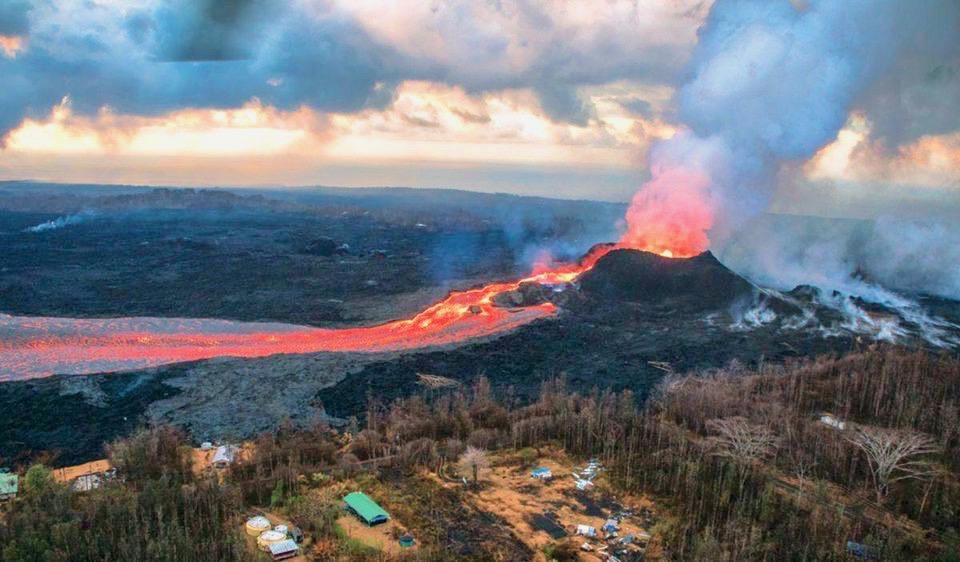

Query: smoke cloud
[[25, 210, 96, 233], [622, 0, 960, 299]]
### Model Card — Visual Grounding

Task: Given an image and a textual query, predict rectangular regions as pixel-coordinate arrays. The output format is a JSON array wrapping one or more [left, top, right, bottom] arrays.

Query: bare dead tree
[[706, 417, 779, 464], [458, 446, 489, 485], [846, 426, 940, 504], [788, 448, 817, 501]]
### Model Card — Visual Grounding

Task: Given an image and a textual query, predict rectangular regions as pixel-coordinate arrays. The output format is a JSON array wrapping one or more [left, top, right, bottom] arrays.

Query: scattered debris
[[572, 458, 601, 489], [71, 473, 103, 492]]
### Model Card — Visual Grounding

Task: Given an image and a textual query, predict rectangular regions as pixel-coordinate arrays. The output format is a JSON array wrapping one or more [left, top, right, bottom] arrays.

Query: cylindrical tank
[[245, 516, 271, 537], [257, 530, 287, 551]]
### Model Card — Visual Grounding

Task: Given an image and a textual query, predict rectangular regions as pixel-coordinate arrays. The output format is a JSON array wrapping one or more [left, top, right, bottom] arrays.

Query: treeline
[[351, 348, 960, 561], [3, 347, 959, 561], [0, 427, 256, 562]]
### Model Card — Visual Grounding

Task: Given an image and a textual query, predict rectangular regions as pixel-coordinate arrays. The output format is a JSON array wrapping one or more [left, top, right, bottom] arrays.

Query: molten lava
[[620, 166, 714, 258], [0, 245, 624, 381], [0, 169, 714, 382]]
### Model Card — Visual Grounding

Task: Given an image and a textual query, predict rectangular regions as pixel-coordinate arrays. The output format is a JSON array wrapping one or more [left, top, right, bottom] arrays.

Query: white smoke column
[[25, 210, 96, 233], [622, 0, 903, 253]]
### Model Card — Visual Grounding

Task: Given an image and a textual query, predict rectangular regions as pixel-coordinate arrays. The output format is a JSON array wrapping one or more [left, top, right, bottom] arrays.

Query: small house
[[212, 445, 236, 468], [268, 539, 299, 561], [0, 470, 18, 501], [531, 466, 553, 480], [343, 492, 390, 526], [576, 524, 597, 537], [200, 441, 214, 451]]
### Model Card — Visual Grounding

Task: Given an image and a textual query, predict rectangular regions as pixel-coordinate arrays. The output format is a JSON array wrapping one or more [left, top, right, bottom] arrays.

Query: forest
[[1, 346, 958, 561]]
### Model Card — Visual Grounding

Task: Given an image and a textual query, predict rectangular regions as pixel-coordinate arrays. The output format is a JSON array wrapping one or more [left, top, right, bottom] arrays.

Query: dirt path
[[53, 459, 111, 483]]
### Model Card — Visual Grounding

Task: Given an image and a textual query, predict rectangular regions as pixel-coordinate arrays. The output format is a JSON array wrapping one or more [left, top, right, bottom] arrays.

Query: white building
[[213, 445, 237, 468]]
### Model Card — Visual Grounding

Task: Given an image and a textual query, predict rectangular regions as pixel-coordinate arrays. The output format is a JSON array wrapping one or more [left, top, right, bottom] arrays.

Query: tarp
[[576, 524, 597, 537], [344, 492, 390, 525]]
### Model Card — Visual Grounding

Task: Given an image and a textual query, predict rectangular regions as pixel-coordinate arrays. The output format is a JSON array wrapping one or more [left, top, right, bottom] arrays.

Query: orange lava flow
[[0, 247, 621, 381], [0, 168, 710, 383]]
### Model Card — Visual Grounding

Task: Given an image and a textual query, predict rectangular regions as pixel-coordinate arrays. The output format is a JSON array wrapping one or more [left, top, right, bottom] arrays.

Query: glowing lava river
[[0, 246, 618, 382]]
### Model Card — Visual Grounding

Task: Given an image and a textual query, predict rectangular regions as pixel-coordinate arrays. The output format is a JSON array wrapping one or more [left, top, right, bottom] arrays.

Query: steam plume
[[621, 0, 960, 299], [25, 210, 95, 233]]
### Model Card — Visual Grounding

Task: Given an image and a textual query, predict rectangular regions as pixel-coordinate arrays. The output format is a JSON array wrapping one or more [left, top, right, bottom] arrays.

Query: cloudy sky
[[0, 0, 957, 210]]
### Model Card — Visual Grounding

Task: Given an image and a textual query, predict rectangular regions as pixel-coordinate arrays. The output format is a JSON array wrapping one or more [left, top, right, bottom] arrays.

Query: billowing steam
[[25, 210, 96, 233], [620, 0, 960, 300]]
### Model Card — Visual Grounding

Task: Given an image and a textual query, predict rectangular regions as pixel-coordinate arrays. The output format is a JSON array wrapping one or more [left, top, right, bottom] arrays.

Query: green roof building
[[0, 470, 18, 500], [343, 492, 390, 526]]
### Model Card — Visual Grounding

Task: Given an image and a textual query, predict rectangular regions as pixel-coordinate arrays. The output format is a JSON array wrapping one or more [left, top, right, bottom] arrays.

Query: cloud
[[0, 0, 399, 142], [151, 0, 278, 62], [852, 2, 960, 147], [535, 83, 592, 126], [0, 0, 30, 36], [0, 0, 709, 142]]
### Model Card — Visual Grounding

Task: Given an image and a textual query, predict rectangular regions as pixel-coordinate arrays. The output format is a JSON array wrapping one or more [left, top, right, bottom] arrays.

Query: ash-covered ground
[[2, 182, 958, 466]]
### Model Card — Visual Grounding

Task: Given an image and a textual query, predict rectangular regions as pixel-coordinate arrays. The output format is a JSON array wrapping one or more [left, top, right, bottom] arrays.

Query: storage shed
[[343, 492, 390, 525]]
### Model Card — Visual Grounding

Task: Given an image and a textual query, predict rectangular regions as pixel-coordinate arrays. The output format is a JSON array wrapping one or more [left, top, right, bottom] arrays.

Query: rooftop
[[343, 491, 390, 525], [0, 472, 18, 496]]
